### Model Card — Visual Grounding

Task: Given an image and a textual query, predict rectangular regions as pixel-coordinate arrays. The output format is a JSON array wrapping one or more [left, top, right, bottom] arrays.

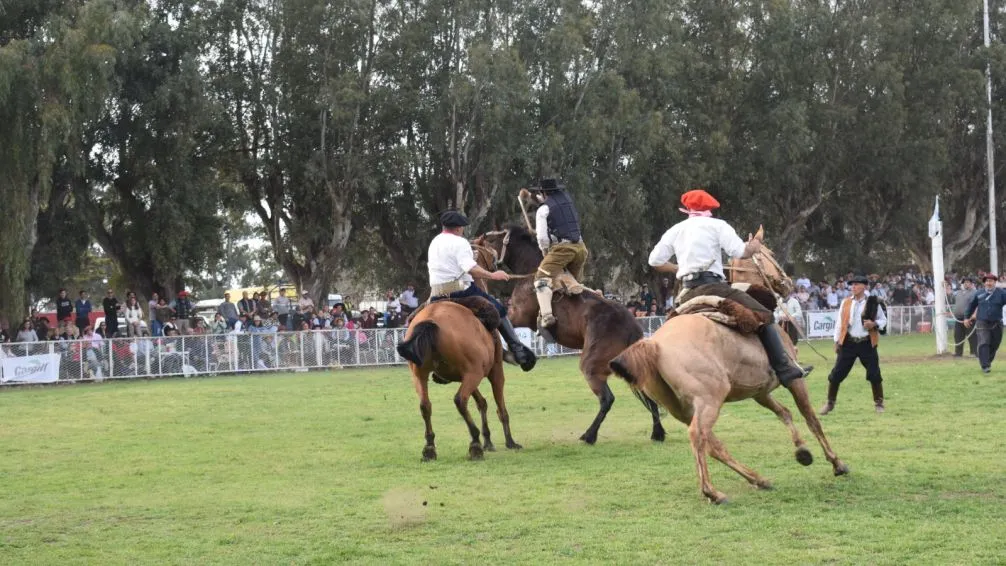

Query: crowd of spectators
[[621, 269, 1005, 318]]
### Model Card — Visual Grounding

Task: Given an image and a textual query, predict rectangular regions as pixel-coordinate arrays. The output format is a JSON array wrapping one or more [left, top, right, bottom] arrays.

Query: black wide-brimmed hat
[[530, 177, 565, 192], [440, 210, 469, 227], [849, 274, 870, 285]]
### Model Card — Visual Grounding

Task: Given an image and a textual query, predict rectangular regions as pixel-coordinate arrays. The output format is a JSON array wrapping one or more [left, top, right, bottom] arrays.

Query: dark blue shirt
[[966, 287, 1006, 322], [74, 299, 92, 318]]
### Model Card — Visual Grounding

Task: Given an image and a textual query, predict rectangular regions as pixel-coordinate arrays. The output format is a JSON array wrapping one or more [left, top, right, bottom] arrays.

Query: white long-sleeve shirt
[[535, 205, 551, 251], [648, 217, 747, 279], [833, 295, 887, 342]]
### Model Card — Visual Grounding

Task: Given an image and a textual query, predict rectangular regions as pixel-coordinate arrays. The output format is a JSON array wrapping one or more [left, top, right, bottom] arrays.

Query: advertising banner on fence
[[806, 311, 838, 339], [1, 353, 61, 384]]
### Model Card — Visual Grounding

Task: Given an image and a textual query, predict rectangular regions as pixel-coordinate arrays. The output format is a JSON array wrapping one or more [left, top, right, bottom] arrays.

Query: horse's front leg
[[487, 361, 522, 450], [786, 378, 850, 476], [472, 388, 495, 452]]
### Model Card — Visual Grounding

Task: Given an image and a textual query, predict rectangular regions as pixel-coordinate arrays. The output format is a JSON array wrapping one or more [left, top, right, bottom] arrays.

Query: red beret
[[680, 189, 720, 212]]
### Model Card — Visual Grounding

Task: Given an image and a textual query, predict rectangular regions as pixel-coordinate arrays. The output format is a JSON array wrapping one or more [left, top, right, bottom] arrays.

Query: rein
[[471, 235, 536, 280], [728, 251, 829, 361]]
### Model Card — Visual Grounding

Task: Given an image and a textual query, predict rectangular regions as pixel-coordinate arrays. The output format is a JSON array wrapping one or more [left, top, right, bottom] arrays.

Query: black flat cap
[[440, 210, 469, 227]]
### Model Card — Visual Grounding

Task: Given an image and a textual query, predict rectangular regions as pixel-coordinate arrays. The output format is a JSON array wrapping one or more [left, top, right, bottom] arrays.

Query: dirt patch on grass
[[381, 488, 427, 529]]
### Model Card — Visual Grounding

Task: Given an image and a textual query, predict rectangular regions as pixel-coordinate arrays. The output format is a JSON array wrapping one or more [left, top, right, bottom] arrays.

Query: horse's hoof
[[706, 492, 730, 505], [756, 481, 774, 491], [468, 444, 484, 461], [833, 462, 850, 476], [421, 447, 437, 462], [651, 429, 666, 442], [483, 442, 496, 452], [579, 433, 598, 445], [506, 440, 523, 450], [795, 447, 814, 466]]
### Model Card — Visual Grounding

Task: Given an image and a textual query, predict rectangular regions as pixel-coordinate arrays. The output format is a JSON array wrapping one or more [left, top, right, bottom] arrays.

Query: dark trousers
[[953, 321, 977, 357], [976, 320, 1003, 370], [828, 337, 882, 385], [444, 284, 507, 318]]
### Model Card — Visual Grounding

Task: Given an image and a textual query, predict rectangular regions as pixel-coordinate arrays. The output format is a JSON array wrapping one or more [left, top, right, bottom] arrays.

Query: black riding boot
[[499, 318, 537, 372], [871, 381, 885, 413], [758, 324, 813, 388]]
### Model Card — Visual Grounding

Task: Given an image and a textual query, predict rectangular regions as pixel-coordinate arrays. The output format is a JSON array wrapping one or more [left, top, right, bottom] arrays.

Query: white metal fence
[[0, 306, 941, 385]]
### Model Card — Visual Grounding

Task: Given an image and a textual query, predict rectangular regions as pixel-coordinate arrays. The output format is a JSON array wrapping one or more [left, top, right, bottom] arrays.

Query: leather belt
[[845, 335, 870, 344], [682, 271, 721, 282]]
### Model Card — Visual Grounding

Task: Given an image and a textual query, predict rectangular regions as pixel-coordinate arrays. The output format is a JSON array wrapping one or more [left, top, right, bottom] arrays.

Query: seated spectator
[[210, 313, 228, 334], [16, 320, 38, 343]]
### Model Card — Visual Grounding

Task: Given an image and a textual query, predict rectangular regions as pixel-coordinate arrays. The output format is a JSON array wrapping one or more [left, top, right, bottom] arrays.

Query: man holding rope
[[963, 273, 1006, 374], [951, 276, 978, 358]]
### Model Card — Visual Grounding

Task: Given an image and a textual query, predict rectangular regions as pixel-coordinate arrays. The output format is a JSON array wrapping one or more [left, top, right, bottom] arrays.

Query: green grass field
[[2, 335, 1005, 565]]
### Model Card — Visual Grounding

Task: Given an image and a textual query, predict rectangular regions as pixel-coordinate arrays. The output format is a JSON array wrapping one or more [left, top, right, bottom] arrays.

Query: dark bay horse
[[474, 226, 666, 444], [396, 298, 521, 461]]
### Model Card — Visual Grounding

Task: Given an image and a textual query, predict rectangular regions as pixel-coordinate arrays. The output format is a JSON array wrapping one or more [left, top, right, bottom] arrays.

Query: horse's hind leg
[[454, 376, 485, 460], [786, 378, 850, 476], [411, 368, 437, 462], [472, 388, 495, 452], [705, 432, 773, 490], [579, 352, 617, 445], [636, 390, 667, 442], [688, 399, 729, 504], [487, 362, 522, 450], [754, 393, 813, 466]]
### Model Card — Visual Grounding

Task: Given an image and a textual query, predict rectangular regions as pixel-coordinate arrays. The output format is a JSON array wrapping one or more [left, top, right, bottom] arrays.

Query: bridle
[[479, 229, 512, 270]]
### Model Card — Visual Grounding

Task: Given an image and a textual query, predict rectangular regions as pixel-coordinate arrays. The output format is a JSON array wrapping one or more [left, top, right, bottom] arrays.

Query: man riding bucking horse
[[647, 189, 813, 388], [528, 177, 588, 329], [428, 210, 537, 371]]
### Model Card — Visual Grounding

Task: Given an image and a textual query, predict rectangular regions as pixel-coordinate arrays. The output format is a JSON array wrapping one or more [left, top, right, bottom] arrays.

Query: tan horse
[[397, 299, 521, 461], [609, 308, 849, 504]]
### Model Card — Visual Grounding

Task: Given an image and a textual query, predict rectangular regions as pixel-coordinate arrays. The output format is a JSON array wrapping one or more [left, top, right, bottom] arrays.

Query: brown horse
[[474, 226, 666, 444], [609, 307, 849, 504], [396, 298, 521, 461]]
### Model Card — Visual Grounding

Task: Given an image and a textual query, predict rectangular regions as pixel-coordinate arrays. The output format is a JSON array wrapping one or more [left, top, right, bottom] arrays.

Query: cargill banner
[[1, 353, 61, 384]]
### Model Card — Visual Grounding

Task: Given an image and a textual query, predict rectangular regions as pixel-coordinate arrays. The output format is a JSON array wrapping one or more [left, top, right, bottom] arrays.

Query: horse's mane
[[503, 224, 539, 249]]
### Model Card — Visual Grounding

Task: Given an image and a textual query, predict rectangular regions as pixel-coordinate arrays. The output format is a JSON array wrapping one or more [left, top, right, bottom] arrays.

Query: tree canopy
[[4, 0, 1006, 322]]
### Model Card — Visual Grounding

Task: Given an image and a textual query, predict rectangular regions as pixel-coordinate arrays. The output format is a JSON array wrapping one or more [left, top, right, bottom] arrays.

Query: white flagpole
[[930, 197, 948, 354], [984, 0, 998, 274]]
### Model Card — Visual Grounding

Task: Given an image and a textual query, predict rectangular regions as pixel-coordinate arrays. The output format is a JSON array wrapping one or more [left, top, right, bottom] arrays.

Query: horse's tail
[[609, 340, 660, 387], [397, 321, 439, 366]]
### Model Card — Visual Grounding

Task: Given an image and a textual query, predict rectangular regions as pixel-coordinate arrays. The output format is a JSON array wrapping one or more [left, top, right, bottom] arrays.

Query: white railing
[[0, 307, 941, 385]]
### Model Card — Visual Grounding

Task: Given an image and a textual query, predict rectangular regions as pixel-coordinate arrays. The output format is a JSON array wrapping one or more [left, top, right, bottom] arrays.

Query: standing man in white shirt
[[647, 189, 812, 388], [428, 210, 536, 371], [820, 274, 888, 415], [775, 291, 804, 344]]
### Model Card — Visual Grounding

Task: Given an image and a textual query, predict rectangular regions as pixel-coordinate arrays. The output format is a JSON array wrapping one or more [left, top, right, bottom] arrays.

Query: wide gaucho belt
[[431, 279, 468, 297]]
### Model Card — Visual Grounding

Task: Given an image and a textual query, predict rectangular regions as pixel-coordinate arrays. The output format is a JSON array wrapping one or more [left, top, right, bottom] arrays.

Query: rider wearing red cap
[[647, 189, 812, 388]]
